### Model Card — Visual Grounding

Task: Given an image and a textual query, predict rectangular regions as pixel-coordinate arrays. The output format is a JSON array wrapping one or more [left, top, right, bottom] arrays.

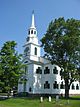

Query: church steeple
[[24, 11, 41, 59], [26, 11, 38, 44]]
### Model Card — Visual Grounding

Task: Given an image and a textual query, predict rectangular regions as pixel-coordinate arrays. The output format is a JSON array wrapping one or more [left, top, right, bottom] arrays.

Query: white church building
[[18, 12, 80, 96]]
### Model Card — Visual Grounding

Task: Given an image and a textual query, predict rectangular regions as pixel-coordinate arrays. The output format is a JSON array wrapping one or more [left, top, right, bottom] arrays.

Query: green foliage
[[0, 41, 24, 93], [0, 97, 80, 107], [41, 17, 80, 98]]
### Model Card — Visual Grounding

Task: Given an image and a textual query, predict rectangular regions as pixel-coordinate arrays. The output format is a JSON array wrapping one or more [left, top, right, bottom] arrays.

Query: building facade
[[18, 12, 80, 96]]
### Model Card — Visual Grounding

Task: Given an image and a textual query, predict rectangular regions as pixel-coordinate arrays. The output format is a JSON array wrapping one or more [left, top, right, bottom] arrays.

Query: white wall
[[18, 62, 80, 95]]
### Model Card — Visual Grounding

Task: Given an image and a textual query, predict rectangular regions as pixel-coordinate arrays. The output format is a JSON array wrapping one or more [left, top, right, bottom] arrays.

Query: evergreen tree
[[0, 41, 24, 94]]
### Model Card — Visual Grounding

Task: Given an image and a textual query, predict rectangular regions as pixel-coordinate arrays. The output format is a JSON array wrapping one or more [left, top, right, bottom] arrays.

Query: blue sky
[[0, 0, 80, 54]]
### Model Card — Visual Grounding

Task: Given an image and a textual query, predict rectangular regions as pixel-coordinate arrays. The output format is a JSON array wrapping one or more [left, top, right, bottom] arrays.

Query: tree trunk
[[65, 79, 69, 99]]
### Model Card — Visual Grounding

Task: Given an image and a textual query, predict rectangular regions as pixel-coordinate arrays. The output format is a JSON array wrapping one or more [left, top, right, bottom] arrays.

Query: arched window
[[29, 87, 32, 92], [28, 30, 30, 35], [44, 67, 50, 74], [27, 37, 30, 42], [34, 31, 36, 34], [31, 30, 33, 34], [53, 81, 59, 89], [53, 67, 58, 74], [34, 47, 37, 55], [72, 84, 75, 90], [44, 81, 50, 89], [76, 84, 79, 90], [36, 67, 42, 74], [60, 82, 65, 89]]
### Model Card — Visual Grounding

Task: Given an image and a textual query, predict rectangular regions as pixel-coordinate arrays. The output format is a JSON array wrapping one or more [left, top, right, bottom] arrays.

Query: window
[[60, 68, 64, 80], [29, 87, 32, 92], [61, 76, 63, 80], [24, 47, 29, 56], [24, 47, 29, 52], [24, 61, 28, 63], [44, 81, 50, 89], [28, 30, 30, 35], [76, 84, 79, 90], [31, 30, 33, 34], [27, 37, 30, 42], [53, 81, 59, 89], [53, 67, 58, 74], [44, 67, 50, 74], [34, 31, 36, 34], [36, 67, 42, 74], [60, 82, 65, 89], [34, 47, 37, 55], [72, 84, 75, 90], [60, 68, 63, 76], [24, 82, 26, 92]]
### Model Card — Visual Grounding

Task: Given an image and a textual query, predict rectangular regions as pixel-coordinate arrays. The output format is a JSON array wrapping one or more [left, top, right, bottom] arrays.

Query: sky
[[0, 0, 80, 54]]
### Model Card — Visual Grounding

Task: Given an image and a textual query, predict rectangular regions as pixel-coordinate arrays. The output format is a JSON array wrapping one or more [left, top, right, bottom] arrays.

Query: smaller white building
[[18, 12, 80, 96]]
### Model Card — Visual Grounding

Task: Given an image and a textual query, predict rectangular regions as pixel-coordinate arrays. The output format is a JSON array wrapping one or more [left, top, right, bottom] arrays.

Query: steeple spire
[[31, 10, 35, 28], [26, 11, 38, 44]]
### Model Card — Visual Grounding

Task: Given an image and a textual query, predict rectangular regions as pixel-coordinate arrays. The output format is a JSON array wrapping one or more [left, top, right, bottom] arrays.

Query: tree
[[0, 62, 4, 92], [41, 17, 80, 98], [0, 41, 24, 95]]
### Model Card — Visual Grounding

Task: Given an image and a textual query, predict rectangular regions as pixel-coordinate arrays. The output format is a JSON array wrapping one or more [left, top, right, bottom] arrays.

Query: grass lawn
[[0, 96, 80, 107]]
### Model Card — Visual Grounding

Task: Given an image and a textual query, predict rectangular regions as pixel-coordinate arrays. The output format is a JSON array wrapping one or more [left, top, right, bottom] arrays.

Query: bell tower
[[24, 11, 40, 59], [26, 11, 38, 44]]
